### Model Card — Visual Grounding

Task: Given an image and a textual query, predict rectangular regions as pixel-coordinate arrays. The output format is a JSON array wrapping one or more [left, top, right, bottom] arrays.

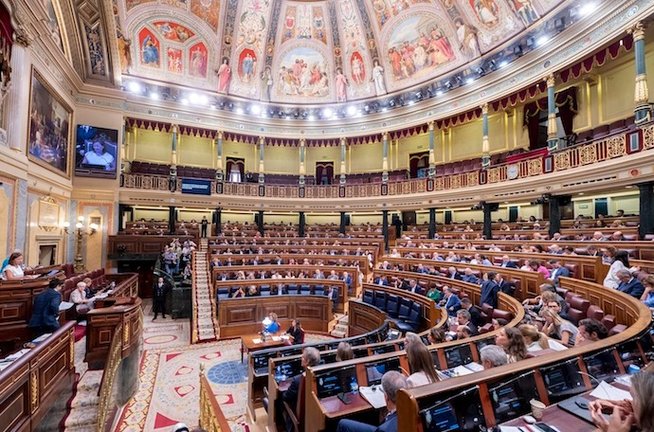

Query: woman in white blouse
[[519, 324, 568, 352], [2, 252, 25, 280], [406, 341, 439, 388], [603, 249, 630, 289]]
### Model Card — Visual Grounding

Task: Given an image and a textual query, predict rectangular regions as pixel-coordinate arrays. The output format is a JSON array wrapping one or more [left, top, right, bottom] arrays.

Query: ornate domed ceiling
[[113, 0, 565, 105]]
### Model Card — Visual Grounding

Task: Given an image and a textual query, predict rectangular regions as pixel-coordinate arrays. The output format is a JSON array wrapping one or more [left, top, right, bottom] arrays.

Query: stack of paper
[[359, 386, 386, 409], [589, 381, 633, 401]]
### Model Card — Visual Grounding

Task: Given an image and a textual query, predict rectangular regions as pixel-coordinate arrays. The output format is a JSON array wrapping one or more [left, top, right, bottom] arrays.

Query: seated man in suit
[[440, 286, 461, 317], [460, 297, 484, 328], [548, 259, 570, 286], [616, 269, 645, 298], [336, 370, 407, 432], [499, 255, 518, 268], [281, 347, 320, 430], [462, 268, 480, 284], [28, 278, 63, 336], [455, 309, 478, 335]]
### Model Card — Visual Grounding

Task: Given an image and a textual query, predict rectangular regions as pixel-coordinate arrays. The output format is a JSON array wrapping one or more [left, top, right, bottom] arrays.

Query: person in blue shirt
[[263, 312, 280, 333], [640, 275, 654, 308], [440, 286, 461, 317]]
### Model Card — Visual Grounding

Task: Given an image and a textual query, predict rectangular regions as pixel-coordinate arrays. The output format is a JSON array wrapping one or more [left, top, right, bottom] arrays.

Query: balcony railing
[[120, 124, 653, 198]]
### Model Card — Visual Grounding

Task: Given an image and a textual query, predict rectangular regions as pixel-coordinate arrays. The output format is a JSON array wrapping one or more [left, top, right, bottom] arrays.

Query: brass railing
[[199, 364, 231, 432]]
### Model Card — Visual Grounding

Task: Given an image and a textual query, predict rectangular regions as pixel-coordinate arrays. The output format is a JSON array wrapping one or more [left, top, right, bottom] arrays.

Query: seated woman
[[262, 312, 280, 334], [519, 324, 568, 352], [406, 342, 439, 388], [1, 252, 31, 280], [495, 327, 528, 363], [336, 342, 353, 361], [590, 370, 653, 432], [284, 319, 304, 345], [427, 327, 446, 344], [231, 286, 246, 298], [541, 301, 578, 346]]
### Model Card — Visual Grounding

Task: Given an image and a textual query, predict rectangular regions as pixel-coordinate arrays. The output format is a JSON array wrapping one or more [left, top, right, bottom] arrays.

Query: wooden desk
[[85, 297, 143, 370], [241, 334, 289, 363], [502, 398, 595, 432], [319, 392, 374, 419]]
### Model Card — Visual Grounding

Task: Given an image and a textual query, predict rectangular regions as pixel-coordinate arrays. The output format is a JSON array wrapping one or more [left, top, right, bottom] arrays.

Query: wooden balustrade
[[348, 301, 388, 337], [85, 297, 143, 370], [0, 322, 76, 431], [199, 369, 231, 432], [107, 235, 196, 258], [397, 238, 654, 261], [396, 246, 608, 284], [208, 253, 371, 277], [217, 293, 333, 337], [208, 243, 380, 262]]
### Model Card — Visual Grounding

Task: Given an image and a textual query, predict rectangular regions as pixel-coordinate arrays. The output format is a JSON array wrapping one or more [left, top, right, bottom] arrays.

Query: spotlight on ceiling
[[149, 92, 160, 100], [235, 107, 244, 115], [579, 2, 597, 16], [499, 60, 509, 68], [466, 77, 475, 85], [307, 114, 315, 121], [536, 35, 550, 47], [388, 99, 396, 107], [180, 98, 189, 106], [250, 104, 262, 115], [127, 81, 142, 94], [436, 90, 444, 96], [347, 105, 357, 116], [322, 108, 334, 119]]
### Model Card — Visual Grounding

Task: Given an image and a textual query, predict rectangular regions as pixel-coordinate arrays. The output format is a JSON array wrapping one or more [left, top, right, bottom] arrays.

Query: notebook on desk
[[557, 397, 608, 424]]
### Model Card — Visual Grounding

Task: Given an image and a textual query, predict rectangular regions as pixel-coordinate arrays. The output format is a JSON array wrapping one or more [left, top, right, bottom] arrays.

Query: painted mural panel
[[337, 0, 376, 99], [370, 0, 431, 28], [126, 0, 156, 10], [386, 14, 457, 82], [229, 0, 274, 98], [447, 0, 522, 52], [166, 47, 183, 74], [154, 21, 195, 41], [139, 28, 161, 67], [281, 4, 328, 45], [275, 46, 329, 99], [190, 0, 220, 31], [189, 42, 208, 78]]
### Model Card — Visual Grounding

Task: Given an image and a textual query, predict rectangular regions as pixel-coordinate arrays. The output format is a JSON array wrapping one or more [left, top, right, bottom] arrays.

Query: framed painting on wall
[[27, 67, 72, 178], [37, 197, 60, 232]]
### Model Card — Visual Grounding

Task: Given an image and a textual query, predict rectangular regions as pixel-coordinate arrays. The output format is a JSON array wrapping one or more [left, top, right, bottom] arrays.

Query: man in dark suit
[[479, 271, 500, 309], [153, 276, 171, 320], [497, 274, 517, 296], [201, 216, 209, 238], [446, 266, 463, 280], [499, 255, 518, 268], [616, 270, 645, 298], [281, 347, 320, 431], [28, 279, 63, 336], [336, 371, 407, 432], [460, 297, 484, 328], [548, 259, 570, 286]]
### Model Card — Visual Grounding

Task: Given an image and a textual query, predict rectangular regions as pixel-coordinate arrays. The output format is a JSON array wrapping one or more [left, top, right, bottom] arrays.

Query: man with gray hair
[[616, 269, 644, 298], [480, 345, 508, 369], [282, 347, 320, 423], [336, 370, 407, 432]]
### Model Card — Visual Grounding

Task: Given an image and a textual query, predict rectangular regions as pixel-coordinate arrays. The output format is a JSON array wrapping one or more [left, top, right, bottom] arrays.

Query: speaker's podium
[[85, 296, 143, 370]]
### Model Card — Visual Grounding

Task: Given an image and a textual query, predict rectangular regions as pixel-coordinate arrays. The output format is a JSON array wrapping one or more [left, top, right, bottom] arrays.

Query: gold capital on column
[[481, 103, 489, 115], [547, 113, 558, 139], [428, 121, 434, 131], [635, 74, 650, 105], [628, 21, 646, 41], [171, 124, 178, 134], [217, 131, 223, 140], [545, 73, 556, 88]]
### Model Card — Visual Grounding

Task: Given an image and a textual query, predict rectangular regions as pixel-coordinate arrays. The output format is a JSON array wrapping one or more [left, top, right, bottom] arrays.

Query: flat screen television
[[540, 359, 585, 402], [274, 358, 303, 383], [181, 178, 212, 195], [488, 372, 538, 424], [75, 125, 118, 178], [364, 358, 401, 386], [444, 345, 473, 369], [583, 349, 620, 382]]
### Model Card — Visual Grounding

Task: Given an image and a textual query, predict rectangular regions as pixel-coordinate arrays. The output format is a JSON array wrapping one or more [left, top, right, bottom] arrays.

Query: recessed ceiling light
[[180, 98, 188, 105], [436, 90, 443, 96], [499, 60, 508, 68], [149, 92, 159, 100], [579, 2, 597, 16], [250, 104, 261, 115], [235, 107, 244, 115], [322, 108, 333, 119], [466, 77, 475, 85], [347, 105, 357, 116], [536, 35, 549, 47], [127, 81, 142, 94]]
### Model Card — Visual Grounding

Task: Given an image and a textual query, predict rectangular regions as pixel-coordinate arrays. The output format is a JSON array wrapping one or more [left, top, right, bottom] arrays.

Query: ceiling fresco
[[111, 0, 565, 103]]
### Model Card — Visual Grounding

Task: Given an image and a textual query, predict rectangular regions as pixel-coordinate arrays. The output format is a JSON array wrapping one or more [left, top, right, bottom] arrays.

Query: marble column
[[482, 202, 493, 240], [630, 22, 651, 124], [299, 138, 306, 186], [214, 208, 222, 235], [298, 212, 306, 237], [428, 208, 436, 239], [638, 182, 654, 239], [120, 120, 130, 174], [382, 210, 389, 251], [340, 137, 347, 185], [382, 133, 389, 183], [257, 210, 264, 235], [215, 132, 224, 182], [168, 206, 176, 235], [258, 136, 265, 184], [14, 179, 28, 252], [5, 41, 31, 152], [340, 211, 347, 234], [428, 121, 436, 178], [546, 74, 560, 152], [481, 104, 490, 168]]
